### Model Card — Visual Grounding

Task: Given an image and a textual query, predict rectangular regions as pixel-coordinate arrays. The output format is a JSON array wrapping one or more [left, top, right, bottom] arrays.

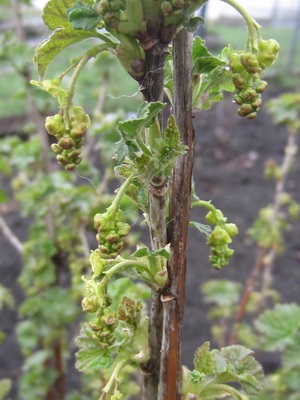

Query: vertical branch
[[160, 29, 194, 400], [141, 44, 168, 400]]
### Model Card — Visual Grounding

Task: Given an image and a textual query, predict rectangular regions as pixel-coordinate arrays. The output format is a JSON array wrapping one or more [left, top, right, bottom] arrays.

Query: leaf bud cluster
[[88, 311, 118, 349], [205, 211, 238, 269], [229, 39, 279, 119], [45, 106, 90, 170], [94, 209, 130, 259]]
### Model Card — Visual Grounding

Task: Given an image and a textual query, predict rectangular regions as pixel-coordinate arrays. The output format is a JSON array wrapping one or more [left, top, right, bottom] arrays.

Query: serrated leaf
[[133, 245, 170, 259], [33, 27, 97, 77], [132, 246, 149, 258], [201, 279, 242, 307], [43, 0, 94, 30], [115, 138, 139, 163], [118, 102, 166, 139], [114, 164, 134, 178], [213, 345, 264, 396], [68, 2, 101, 30], [193, 37, 225, 74], [255, 303, 300, 351], [189, 221, 211, 236], [282, 333, 300, 369], [193, 342, 216, 374], [151, 247, 170, 259], [75, 324, 113, 371]]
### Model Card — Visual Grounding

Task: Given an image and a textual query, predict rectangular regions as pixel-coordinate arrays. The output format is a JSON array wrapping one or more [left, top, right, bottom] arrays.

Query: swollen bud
[[257, 39, 280, 69]]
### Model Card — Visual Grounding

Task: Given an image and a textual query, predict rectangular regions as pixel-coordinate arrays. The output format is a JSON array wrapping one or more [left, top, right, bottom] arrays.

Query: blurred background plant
[[0, 1, 146, 399], [201, 92, 300, 400], [0, 0, 300, 399]]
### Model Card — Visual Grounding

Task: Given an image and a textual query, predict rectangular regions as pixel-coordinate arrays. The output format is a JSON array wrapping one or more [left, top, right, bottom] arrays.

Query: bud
[[240, 53, 261, 74], [257, 39, 280, 69], [58, 137, 75, 150]]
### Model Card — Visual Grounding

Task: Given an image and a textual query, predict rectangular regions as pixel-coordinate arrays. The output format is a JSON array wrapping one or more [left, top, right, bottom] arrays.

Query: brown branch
[[141, 42, 168, 400], [160, 28, 194, 400]]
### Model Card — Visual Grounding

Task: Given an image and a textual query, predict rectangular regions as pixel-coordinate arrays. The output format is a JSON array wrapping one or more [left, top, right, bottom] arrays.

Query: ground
[[1, 88, 300, 396]]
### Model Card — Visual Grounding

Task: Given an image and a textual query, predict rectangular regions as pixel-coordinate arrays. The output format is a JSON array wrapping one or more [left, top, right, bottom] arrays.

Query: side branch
[[160, 28, 195, 400], [0, 215, 24, 255]]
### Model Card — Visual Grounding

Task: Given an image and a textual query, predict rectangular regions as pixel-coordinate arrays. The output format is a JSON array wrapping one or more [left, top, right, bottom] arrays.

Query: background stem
[[160, 28, 194, 400]]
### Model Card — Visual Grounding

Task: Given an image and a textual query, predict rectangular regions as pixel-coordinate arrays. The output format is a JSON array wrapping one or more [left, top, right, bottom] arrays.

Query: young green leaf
[[118, 102, 166, 139], [189, 221, 211, 237], [193, 342, 216, 375], [67, 2, 102, 31], [193, 37, 225, 74], [255, 303, 300, 351], [75, 323, 113, 371], [43, 0, 94, 30], [282, 333, 300, 369], [33, 27, 97, 77], [213, 345, 264, 396]]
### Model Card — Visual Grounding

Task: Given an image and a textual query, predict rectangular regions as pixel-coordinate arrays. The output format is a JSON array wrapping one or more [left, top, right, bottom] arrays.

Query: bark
[[160, 29, 195, 400], [141, 43, 168, 400]]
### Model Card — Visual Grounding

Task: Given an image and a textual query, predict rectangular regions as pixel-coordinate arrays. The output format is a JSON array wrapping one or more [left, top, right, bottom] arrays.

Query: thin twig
[[0, 215, 24, 255]]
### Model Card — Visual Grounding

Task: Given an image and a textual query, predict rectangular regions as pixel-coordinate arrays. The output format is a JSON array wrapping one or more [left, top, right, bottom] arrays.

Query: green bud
[[101, 312, 117, 326], [208, 226, 231, 246], [239, 103, 253, 115], [45, 114, 65, 136], [229, 52, 244, 73], [117, 223, 130, 237], [224, 223, 238, 237], [56, 154, 68, 166], [257, 39, 280, 69], [255, 80, 268, 93], [240, 53, 261, 74], [161, 1, 173, 15], [251, 97, 262, 109], [111, 241, 124, 251], [106, 233, 120, 244], [51, 143, 63, 154], [233, 94, 243, 105], [74, 157, 82, 165], [58, 137, 75, 150], [82, 295, 98, 313], [245, 111, 257, 120], [99, 245, 110, 254], [65, 163, 76, 171], [172, 0, 185, 7], [241, 88, 257, 102], [67, 149, 81, 159], [205, 211, 217, 224], [232, 73, 247, 90]]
